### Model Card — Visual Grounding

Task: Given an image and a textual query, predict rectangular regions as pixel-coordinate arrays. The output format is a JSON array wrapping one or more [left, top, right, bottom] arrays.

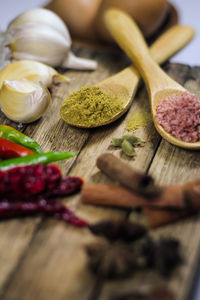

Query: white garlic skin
[[0, 60, 67, 89], [9, 23, 70, 67], [8, 8, 71, 40], [7, 8, 97, 70], [8, 8, 71, 67], [0, 79, 51, 123]]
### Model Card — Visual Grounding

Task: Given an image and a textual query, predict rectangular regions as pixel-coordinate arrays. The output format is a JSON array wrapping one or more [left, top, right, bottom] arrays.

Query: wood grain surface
[[0, 47, 200, 300]]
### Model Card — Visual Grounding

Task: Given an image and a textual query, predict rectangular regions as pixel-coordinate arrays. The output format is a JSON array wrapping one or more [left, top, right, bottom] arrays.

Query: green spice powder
[[60, 86, 123, 127]]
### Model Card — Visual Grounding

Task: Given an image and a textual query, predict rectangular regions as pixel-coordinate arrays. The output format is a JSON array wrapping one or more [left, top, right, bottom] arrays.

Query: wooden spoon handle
[[104, 9, 150, 60], [101, 25, 194, 97], [104, 9, 158, 75], [150, 25, 195, 65], [103, 9, 187, 90]]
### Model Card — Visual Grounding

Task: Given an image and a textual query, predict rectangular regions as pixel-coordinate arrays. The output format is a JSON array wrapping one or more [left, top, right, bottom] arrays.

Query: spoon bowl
[[104, 9, 199, 149], [60, 23, 194, 130]]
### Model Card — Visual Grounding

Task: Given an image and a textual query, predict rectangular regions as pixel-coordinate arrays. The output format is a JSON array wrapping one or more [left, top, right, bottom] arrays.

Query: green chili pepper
[[0, 125, 42, 153], [0, 152, 77, 171]]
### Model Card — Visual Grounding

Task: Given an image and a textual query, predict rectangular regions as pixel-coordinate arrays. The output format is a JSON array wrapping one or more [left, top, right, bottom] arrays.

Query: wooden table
[[0, 46, 200, 300]]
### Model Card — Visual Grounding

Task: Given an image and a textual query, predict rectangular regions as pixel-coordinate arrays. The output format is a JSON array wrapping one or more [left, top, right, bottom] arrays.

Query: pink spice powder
[[155, 91, 200, 142]]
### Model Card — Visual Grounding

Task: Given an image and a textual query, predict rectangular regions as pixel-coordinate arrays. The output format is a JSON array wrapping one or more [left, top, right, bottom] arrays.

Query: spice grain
[[126, 108, 152, 131], [156, 91, 200, 142], [60, 86, 123, 126]]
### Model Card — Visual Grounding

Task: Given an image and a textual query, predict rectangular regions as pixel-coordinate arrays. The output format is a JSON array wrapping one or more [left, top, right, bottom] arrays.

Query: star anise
[[85, 236, 182, 279], [141, 237, 183, 277], [110, 286, 175, 300], [85, 241, 139, 279], [89, 220, 147, 242]]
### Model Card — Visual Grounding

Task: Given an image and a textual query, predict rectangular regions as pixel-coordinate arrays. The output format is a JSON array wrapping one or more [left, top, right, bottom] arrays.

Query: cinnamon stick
[[82, 178, 200, 228], [145, 180, 200, 228], [81, 183, 184, 209], [182, 179, 200, 208], [96, 153, 161, 197], [144, 208, 189, 228]]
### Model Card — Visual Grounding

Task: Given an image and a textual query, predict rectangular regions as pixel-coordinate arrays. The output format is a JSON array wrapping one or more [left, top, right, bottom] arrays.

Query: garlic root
[[62, 51, 97, 70]]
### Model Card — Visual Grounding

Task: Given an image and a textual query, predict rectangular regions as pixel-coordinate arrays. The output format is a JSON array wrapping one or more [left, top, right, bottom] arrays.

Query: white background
[[0, 0, 200, 66]]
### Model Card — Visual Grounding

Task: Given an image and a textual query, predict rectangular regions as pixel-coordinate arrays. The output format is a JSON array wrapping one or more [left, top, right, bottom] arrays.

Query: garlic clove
[[9, 23, 70, 67], [0, 79, 51, 123], [8, 8, 71, 41], [62, 51, 97, 70], [0, 60, 68, 88]]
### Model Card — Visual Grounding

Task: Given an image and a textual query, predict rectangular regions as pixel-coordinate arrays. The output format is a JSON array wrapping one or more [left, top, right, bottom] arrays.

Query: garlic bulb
[[8, 7, 70, 40], [0, 60, 67, 88], [7, 8, 97, 70], [0, 79, 51, 123]]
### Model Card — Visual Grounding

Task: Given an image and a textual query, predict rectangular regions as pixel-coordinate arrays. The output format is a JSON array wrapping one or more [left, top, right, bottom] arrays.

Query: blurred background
[[0, 0, 199, 65]]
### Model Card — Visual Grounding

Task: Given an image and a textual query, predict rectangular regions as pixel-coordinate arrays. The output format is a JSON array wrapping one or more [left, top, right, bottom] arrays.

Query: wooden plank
[[99, 65, 200, 300], [0, 48, 134, 299], [0, 217, 41, 291], [1, 55, 200, 300], [0, 62, 89, 297], [0, 57, 163, 300], [147, 69, 200, 299], [0, 88, 159, 300]]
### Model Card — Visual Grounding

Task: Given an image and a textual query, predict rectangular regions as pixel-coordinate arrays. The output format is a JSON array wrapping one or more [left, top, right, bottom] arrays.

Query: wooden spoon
[[104, 9, 199, 149], [60, 23, 194, 132]]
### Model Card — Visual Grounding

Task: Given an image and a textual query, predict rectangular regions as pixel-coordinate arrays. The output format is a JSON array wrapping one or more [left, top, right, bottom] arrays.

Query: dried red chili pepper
[[0, 164, 83, 200], [0, 137, 35, 158], [0, 160, 86, 227], [0, 200, 88, 227], [0, 163, 61, 200], [51, 176, 84, 197]]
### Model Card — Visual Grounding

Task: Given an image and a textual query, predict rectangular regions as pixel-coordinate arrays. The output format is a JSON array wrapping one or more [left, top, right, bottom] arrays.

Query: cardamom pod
[[122, 135, 144, 146], [121, 139, 136, 157], [112, 137, 124, 147]]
